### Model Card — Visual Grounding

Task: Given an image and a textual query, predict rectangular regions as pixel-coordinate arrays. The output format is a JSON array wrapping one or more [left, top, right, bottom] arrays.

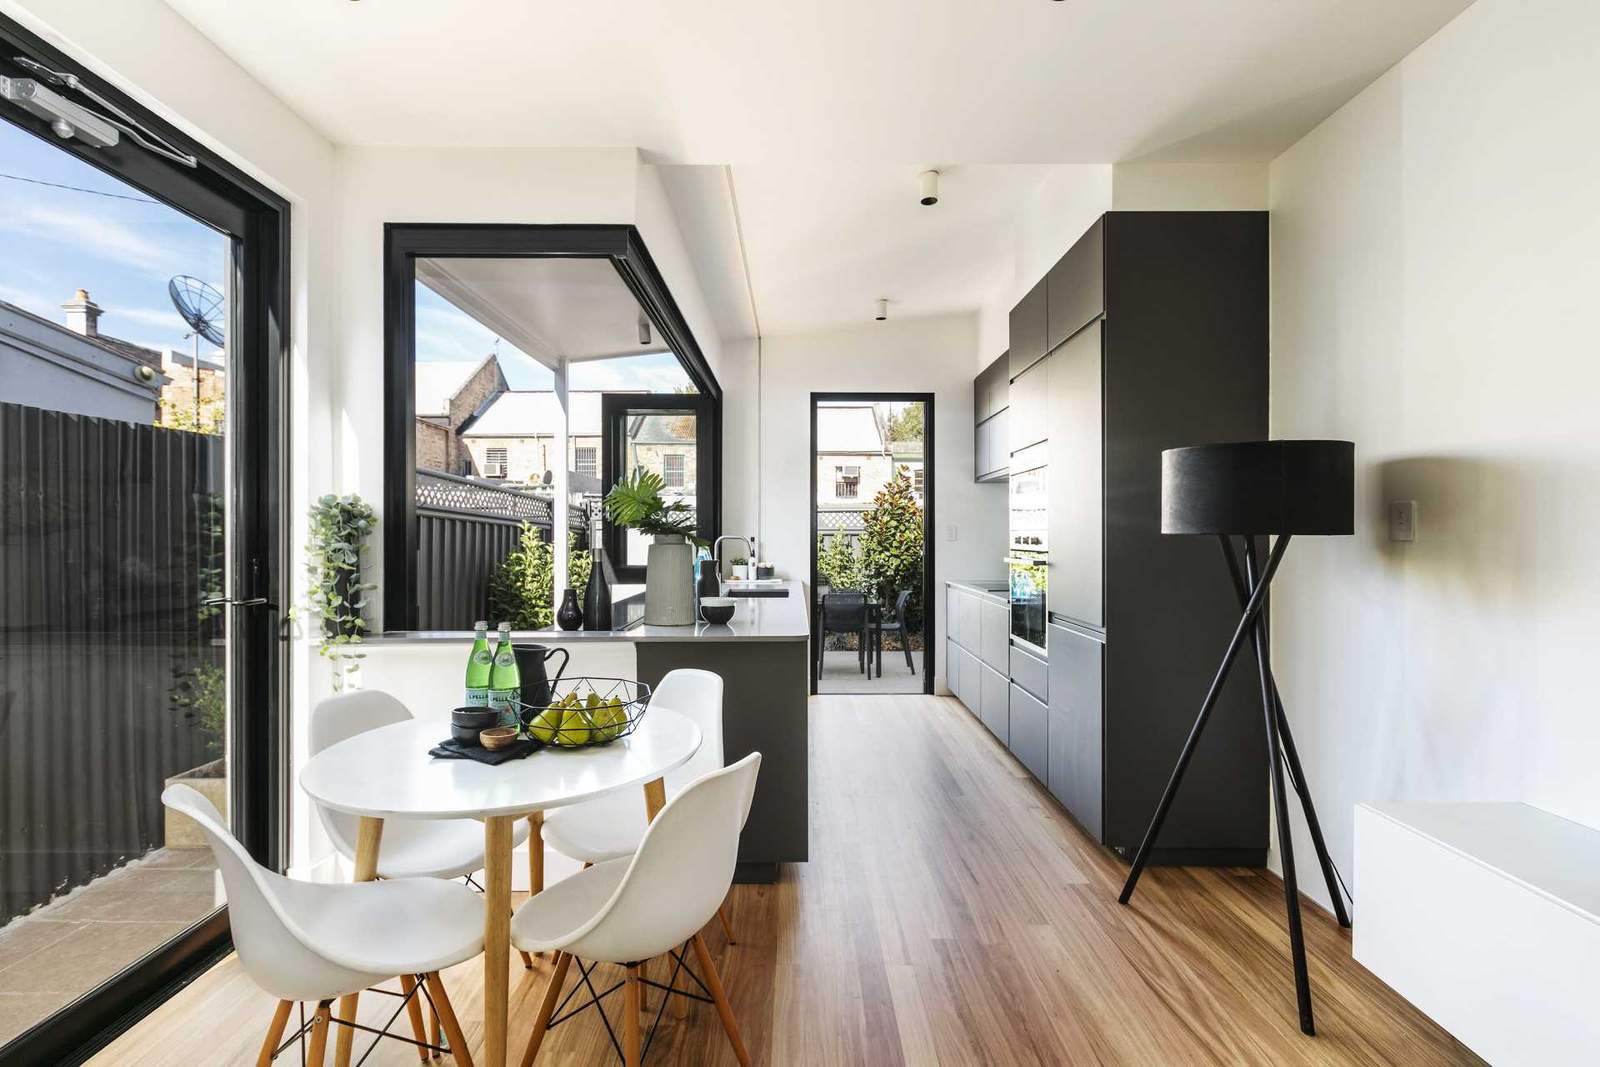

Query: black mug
[[511, 643, 570, 710]]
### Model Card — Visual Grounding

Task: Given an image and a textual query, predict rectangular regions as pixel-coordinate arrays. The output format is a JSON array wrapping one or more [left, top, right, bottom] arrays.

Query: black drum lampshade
[[1161, 440, 1354, 536]]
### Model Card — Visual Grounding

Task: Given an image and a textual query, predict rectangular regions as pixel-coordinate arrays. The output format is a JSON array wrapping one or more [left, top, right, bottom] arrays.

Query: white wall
[[756, 314, 1009, 689], [1268, 0, 1600, 911], [1110, 162, 1267, 211]]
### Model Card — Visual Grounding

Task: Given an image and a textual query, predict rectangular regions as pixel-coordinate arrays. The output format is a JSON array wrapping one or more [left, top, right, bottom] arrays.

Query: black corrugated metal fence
[[0, 402, 221, 925]]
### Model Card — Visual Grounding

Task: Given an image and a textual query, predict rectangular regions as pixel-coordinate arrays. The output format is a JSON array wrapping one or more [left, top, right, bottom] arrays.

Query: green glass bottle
[[487, 621, 521, 727], [465, 620, 492, 707]]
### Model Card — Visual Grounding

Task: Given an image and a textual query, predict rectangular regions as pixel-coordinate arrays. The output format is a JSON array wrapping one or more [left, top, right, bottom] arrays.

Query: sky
[[0, 117, 227, 356], [2, 114, 694, 394]]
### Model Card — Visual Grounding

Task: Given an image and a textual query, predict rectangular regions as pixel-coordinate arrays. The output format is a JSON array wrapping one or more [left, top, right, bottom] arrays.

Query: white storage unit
[[1354, 801, 1600, 1066]]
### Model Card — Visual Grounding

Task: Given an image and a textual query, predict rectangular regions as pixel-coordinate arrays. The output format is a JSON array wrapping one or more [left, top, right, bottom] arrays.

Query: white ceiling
[[162, 0, 1469, 162], [164, 0, 1473, 340], [418, 257, 667, 366]]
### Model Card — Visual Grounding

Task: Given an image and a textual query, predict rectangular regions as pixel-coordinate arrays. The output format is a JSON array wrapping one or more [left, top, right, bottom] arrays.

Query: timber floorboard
[[90, 694, 1480, 1066]]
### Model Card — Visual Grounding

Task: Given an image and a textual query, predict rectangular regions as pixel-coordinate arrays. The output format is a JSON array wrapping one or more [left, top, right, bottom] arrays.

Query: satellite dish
[[167, 275, 225, 349]]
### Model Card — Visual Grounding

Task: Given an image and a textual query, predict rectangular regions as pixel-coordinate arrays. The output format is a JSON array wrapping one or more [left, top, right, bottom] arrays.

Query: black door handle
[[203, 596, 272, 608]]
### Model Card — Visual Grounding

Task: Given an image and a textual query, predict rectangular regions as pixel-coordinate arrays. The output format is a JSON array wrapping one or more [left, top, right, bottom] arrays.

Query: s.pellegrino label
[[465, 620, 492, 707], [487, 622, 521, 727]]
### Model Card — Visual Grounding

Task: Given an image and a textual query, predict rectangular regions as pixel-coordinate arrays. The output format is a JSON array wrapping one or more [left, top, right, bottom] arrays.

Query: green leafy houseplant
[[488, 526, 593, 629], [305, 493, 378, 690], [603, 468, 701, 541]]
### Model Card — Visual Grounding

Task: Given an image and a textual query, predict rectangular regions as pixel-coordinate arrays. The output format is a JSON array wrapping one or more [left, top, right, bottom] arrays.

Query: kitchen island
[[361, 580, 810, 881]]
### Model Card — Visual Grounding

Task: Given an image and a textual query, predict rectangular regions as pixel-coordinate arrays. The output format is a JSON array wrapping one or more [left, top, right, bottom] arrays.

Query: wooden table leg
[[483, 815, 515, 1067], [335, 816, 383, 1067], [519, 811, 544, 967], [638, 781, 667, 1009]]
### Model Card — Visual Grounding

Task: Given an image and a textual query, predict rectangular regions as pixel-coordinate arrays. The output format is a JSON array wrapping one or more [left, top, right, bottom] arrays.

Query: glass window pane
[[0, 116, 232, 1042], [616, 407, 698, 569]]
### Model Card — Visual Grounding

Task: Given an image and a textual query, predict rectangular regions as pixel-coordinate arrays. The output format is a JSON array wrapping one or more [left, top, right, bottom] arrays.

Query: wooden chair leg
[[692, 933, 751, 1066], [399, 975, 430, 1061], [257, 999, 293, 1067], [520, 951, 571, 1067], [623, 964, 642, 1067], [717, 902, 737, 945], [306, 1001, 333, 1067], [423, 972, 474, 1067], [430, 998, 442, 1060]]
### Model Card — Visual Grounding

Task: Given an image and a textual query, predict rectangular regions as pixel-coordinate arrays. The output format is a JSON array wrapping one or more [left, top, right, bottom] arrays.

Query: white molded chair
[[513, 753, 761, 1067], [161, 784, 483, 1067], [312, 690, 531, 880], [541, 670, 736, 939]]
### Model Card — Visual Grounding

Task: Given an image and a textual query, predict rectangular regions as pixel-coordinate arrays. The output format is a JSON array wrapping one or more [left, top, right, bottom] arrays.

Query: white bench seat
[[1354, 801, 1600, 1066]]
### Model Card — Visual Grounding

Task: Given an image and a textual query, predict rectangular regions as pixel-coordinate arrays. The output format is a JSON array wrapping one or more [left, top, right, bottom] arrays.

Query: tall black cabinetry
[[1038, 211, 1269, 865]]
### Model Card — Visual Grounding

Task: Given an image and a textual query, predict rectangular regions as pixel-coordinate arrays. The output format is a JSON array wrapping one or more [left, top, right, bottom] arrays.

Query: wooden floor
[[93, 694, 1480, 1066]]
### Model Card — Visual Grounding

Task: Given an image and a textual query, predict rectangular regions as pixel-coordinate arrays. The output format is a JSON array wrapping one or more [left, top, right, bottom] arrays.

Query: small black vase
[[556, 588, 583, 631]]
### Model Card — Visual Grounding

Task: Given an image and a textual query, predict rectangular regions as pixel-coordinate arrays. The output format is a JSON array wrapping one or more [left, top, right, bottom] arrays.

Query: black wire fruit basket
[[517, 677, 652, 749]]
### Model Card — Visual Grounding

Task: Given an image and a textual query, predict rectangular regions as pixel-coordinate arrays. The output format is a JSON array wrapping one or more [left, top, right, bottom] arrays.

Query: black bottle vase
[[584, 545, 613, 631], [556, 588, 583, 631]]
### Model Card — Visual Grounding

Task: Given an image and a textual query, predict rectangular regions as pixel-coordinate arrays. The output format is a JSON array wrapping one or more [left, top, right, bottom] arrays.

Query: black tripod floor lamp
[[1117, 440, 1355, 1037]]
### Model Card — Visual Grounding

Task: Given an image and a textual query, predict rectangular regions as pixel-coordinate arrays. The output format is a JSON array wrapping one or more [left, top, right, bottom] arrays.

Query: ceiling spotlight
[[638, 313, 652, 346], [876, 298, 889, 322], [918, 169, 940, 207]]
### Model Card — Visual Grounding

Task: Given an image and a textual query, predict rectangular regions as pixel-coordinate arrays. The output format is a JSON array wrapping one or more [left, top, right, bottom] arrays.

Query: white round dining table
[[299, 707, 702, 1067]]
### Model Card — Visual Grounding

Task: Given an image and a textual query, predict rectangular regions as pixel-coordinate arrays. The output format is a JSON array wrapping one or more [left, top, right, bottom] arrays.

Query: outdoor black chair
[[873, 589, 916, 675], [816, 591, 871, 683]]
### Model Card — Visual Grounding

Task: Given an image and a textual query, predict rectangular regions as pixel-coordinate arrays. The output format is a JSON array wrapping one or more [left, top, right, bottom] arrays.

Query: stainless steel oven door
[[1006, 550, 1048, 652]]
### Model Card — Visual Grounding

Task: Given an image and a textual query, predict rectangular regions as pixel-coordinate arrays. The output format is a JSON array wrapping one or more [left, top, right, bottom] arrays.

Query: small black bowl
[[699, 597, 736, 625], [450, 706, 499, 746]]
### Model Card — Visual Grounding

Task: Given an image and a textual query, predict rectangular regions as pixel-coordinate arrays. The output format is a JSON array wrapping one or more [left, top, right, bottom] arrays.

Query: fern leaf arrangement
[[603, 468, 702, 541]]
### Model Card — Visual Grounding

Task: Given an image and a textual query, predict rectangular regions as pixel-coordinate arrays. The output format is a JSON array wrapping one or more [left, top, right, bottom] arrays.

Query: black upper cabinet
[[973, 352, 1009, 482], [1008, 278, 1048, 380], [1046, 216, 1104, 351]]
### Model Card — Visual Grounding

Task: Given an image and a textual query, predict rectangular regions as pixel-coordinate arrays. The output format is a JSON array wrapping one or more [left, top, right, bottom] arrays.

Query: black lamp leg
[[1227, 538, 1352, 929], [1118, 535, 1292, 905], [1245, 539, 1315, 1035]]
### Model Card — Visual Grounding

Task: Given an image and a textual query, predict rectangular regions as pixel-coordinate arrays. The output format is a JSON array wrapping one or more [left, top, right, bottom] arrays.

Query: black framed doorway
[[809, 393, 936, 696], [0, 17, 289, 1066]]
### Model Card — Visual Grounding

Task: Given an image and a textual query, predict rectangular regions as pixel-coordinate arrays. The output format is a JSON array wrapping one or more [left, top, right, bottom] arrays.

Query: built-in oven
[[1007, 447, 1048, 653]]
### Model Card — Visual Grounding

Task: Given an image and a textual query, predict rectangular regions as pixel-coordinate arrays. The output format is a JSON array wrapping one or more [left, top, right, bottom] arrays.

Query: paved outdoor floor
[[816, 648, 925, 694], [0, 848, 220, 1045]]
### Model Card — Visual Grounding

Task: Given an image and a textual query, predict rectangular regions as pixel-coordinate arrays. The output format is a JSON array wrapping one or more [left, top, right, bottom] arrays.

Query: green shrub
[[860, 465, 924, 606], [816, 532, 866, 590], [489, 525, 592, 629]]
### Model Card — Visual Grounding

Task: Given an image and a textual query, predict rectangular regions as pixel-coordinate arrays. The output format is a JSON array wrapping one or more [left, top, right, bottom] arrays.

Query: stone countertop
[[367, 580, 811, 644], [947, 578, 1010, 603]]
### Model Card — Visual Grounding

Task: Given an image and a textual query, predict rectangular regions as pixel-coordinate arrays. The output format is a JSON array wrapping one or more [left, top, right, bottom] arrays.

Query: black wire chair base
[[542, 941, 717, 1064], [270, 975, 449, 1065]]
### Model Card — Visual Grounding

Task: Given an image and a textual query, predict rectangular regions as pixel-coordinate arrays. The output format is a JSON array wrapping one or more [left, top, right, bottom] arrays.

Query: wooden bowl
[[479, 726, 519, 751]]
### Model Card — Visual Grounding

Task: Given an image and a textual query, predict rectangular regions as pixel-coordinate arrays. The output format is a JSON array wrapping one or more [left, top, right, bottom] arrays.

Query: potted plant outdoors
[[604, 469, 703, 625]]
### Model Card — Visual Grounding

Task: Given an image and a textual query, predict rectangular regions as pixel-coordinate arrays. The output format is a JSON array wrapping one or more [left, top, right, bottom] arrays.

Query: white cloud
[[0, 202, 201, 279]]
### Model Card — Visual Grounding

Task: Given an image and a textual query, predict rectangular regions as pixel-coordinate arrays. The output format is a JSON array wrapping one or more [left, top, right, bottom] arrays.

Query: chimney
[[62, 288, 102, 337]]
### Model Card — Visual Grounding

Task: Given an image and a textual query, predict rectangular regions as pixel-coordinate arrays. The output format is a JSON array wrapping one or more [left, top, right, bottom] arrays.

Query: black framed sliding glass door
[[0, 17, 287, 1065]]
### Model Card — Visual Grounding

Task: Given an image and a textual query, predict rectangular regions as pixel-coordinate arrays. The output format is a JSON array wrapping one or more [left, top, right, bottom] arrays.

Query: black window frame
[[383, 224, 722, 630], [600, 392, 715, 584], [0, 16, 290, 1066]]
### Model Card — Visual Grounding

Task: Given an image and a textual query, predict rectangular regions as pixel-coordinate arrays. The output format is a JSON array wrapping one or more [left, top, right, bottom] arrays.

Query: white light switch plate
[[946, 523, 958, 542], [1389, 500, 1417, 542]]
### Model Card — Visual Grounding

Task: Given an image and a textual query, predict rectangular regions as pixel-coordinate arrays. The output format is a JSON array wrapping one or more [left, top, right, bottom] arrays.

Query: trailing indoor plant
[[305, 493, 378, 691], [604, 469, 703, 624]]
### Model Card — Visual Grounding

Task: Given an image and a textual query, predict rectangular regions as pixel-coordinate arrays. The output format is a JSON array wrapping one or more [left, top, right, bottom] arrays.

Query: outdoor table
[[299, 707, 702, 1067]]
